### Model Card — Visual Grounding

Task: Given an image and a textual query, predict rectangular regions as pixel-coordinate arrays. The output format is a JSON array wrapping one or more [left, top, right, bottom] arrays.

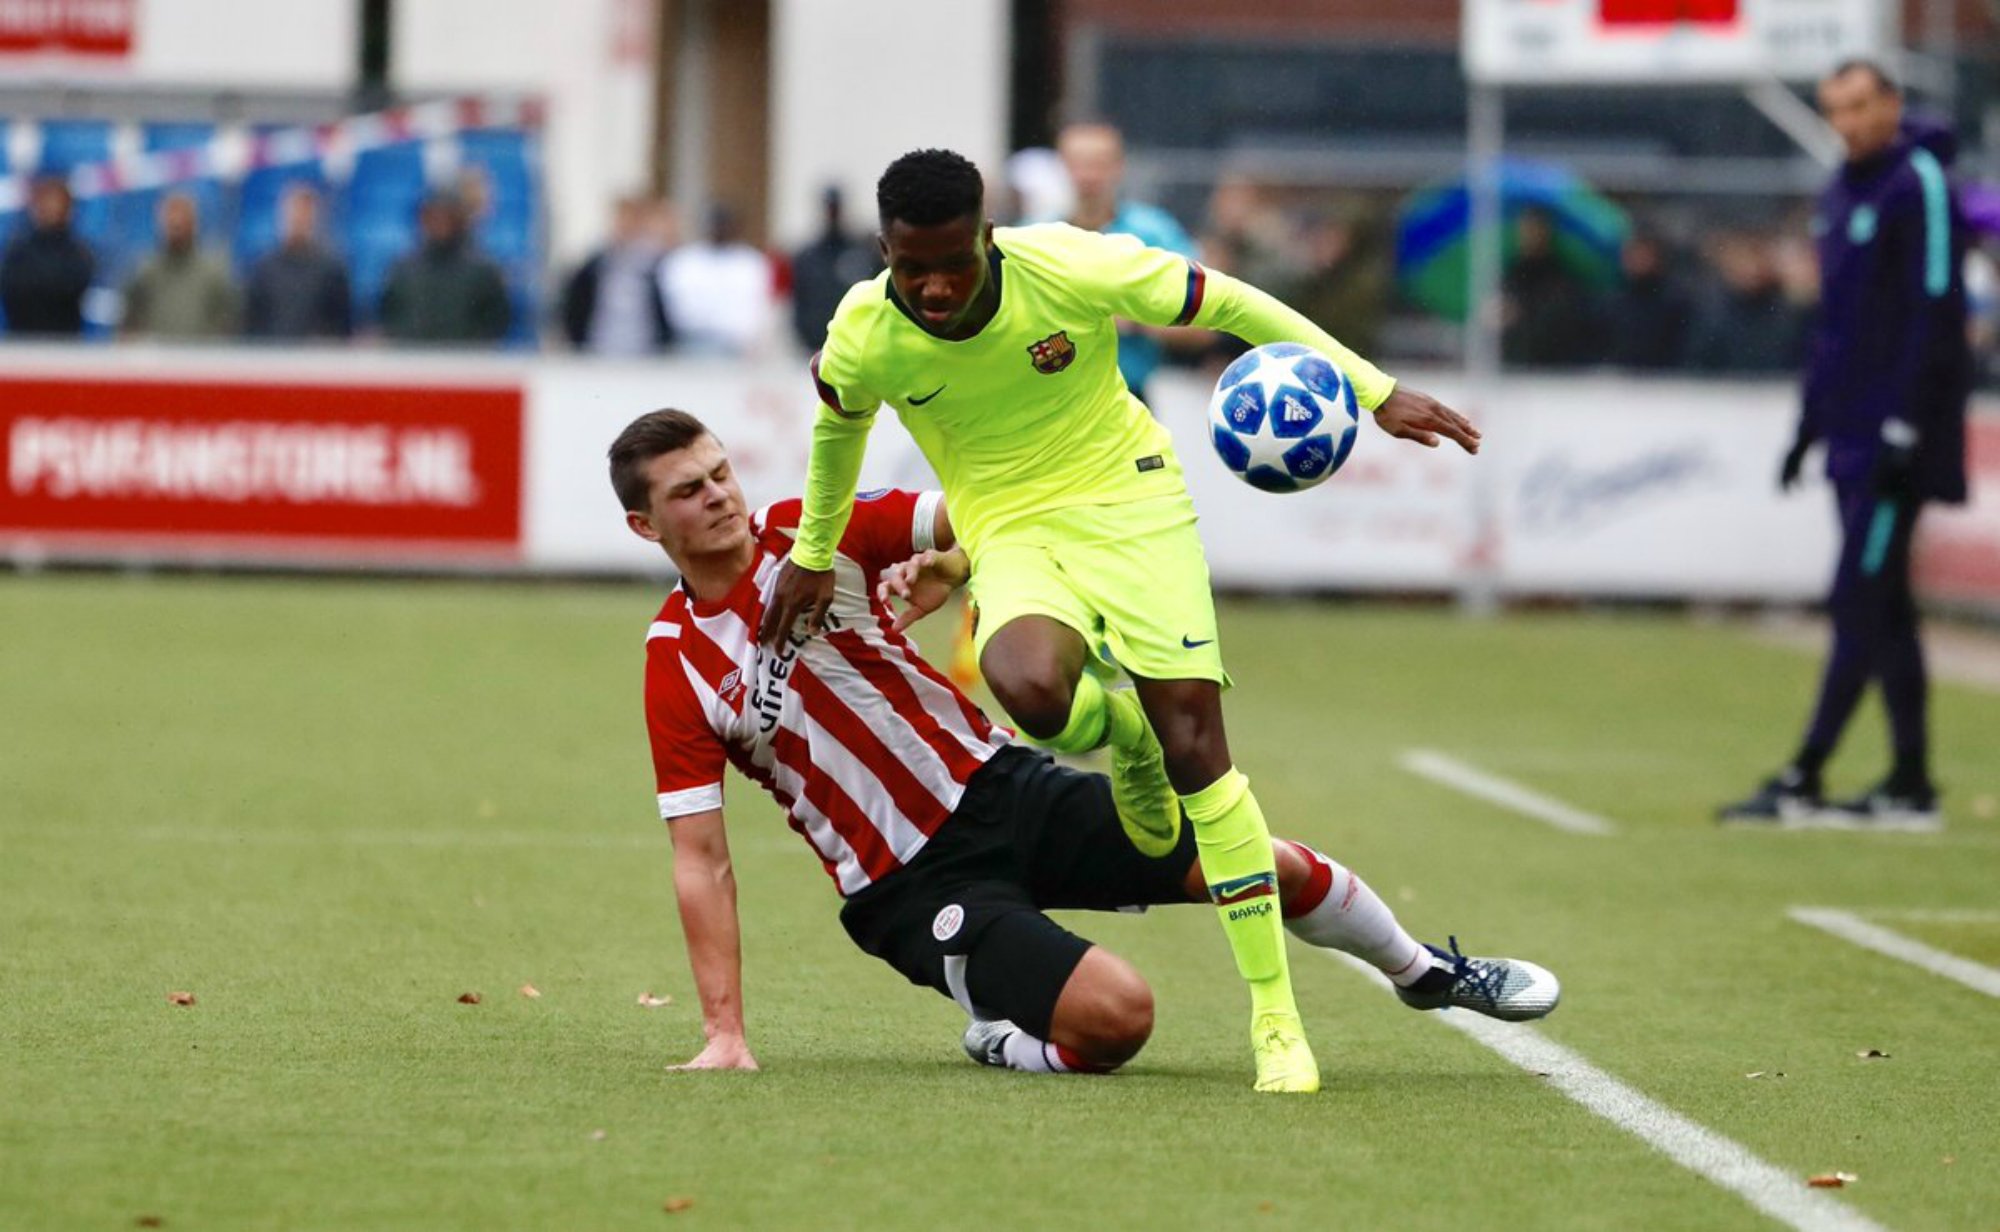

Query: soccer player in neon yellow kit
[[761, 149, 1480, 1093]]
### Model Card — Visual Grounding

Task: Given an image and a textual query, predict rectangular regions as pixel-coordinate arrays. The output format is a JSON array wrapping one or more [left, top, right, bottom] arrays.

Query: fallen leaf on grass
[[1255, 1200, 1276, 1214], [1941, 1155, 1956, 1166], [135, 1217, 164, 1228], [457, 992, 482, 1005], [1855, 1049, 1890, 1060], [519, 984, 542, 1000], [166, 991, 195, 1007], [662, 1197, 695, 1214], [1807, 1172, 1859, 1188], [590, 1129, 608, 1142], [637, 993, 673, 1009]]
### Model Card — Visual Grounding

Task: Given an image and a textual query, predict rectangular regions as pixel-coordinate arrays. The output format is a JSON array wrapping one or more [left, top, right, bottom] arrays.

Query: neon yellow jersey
[[797, 222, 1395, 569]]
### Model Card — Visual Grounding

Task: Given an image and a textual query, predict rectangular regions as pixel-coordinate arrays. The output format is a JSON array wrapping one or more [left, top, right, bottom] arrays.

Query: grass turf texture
[[2, 575, 1996, 1231]]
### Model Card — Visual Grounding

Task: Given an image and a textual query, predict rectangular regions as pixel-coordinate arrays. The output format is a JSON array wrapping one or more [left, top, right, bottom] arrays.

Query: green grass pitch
[[2, 574, 1996, 1230]]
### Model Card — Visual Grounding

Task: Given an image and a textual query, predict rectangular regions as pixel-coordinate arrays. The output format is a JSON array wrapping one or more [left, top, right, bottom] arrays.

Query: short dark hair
[[1829, 57, 1899, 96], [877, 149, 984, 229], [608, 408, 713, 512]]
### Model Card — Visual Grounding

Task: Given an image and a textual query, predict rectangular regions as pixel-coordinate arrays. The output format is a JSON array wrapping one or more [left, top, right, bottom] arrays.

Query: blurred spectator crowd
[[5, 114, 1997, 388]]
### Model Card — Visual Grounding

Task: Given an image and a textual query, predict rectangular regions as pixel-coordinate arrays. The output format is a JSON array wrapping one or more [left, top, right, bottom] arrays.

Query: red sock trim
[[1279, 840, 1335, 919], [1053, 1043, 1118, 1074]]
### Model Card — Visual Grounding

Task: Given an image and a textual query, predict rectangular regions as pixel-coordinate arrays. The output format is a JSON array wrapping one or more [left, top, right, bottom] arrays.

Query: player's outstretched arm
[[1077, 229, 1482, 458], [664, 810, 759, 1072], [1195, 269, 1479, 455]]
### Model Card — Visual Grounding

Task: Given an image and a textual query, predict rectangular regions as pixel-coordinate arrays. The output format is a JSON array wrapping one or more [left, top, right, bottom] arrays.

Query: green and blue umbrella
[[1396, 159, 1630, 322]]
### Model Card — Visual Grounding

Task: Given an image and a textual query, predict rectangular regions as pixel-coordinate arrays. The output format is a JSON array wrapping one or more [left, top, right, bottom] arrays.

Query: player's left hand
[[759, 558, 836, 647], [667, 1034, 760, 1072], [877, 548, 970, 633], [1374, 386, 1481, 454]]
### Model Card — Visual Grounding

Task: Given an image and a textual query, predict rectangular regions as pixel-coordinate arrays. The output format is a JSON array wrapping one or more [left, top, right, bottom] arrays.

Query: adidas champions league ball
[[1206, 343, 1360, 493]]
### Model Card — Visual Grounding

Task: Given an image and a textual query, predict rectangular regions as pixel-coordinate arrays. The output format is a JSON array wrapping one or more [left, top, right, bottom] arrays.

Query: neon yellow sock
[[1035, 671, 1113, 755], [1100, 685, 1146, 750], [1182, 768, 1298, 1019]]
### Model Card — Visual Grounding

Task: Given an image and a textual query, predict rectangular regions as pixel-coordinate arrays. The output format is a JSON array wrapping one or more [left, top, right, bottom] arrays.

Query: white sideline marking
[[1325, 953, 1889, 1232], [1398, 749, 1616, 835], [1870, 908, 2000, 924], [1787, 908, 2000, 1000]]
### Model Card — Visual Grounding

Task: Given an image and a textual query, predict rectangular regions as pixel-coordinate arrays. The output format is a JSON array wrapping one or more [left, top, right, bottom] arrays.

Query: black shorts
[[837, 745, 1198, 1039]]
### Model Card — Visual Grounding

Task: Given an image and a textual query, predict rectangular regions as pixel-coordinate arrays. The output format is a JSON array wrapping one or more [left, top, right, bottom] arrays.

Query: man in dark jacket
[[788, 186, 879, 352], [379, 191, 511, 345], [1501, 206, 1601, 368], [560, 195, 672, 355], [244, 185, 352, 341], [1720, 61, 1970, 828], [0, 177, 94, 336], [1607, 229, 1695, 371]]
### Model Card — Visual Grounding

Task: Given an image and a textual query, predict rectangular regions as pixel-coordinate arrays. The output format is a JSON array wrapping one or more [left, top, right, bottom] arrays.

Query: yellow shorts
[[966, 494, 1227, 685]]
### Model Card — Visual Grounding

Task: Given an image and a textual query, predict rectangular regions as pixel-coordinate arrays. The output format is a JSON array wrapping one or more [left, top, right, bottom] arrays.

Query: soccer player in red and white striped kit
[[613, 408, 1558, 1077]]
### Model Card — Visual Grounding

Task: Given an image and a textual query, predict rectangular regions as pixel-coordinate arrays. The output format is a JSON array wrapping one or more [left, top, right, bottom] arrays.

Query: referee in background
[[1720, 59, 1971, 828]]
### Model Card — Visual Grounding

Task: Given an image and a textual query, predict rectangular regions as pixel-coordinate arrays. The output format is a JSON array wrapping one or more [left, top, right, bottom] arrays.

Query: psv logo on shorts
[[1026, 331, 1075, 374], [932, 903, 965, 941]]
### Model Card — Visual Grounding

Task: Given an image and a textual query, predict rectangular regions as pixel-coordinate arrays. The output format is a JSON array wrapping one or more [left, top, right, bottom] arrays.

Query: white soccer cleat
[[1395, 937, 1561, 1022], [961, 1017, 1017, 1068]]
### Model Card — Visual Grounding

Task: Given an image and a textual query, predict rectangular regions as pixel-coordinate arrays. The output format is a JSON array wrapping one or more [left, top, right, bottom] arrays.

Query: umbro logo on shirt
[[718, 668, 747, 711]]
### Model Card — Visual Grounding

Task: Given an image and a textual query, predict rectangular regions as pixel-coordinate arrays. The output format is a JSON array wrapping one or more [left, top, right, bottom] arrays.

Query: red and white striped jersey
[[644, 488, 1010, 896]]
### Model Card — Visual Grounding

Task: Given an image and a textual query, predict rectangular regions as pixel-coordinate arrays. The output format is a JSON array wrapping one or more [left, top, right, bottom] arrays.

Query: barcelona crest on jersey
[[1027, 330, 1076, 374]]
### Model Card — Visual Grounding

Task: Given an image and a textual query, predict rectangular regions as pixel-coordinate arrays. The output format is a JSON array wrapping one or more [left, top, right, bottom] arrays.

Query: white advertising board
[[1152, 371, 1837, 598], [1464, 0, 1893, 86], [5, 347, 1994, 613]]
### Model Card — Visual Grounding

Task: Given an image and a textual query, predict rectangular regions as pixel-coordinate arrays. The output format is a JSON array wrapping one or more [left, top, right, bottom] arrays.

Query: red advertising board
[[1917, 413, 2000, 610], [1597, 0, 1740, 27], [0, 0, 136, 56], [0, 376, 524, 561]]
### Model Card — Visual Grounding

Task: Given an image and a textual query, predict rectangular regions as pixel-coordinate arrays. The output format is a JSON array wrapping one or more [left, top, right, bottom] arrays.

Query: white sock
[[1000, 1029, 1074, 1074], [1280, 841, 1434, 987]]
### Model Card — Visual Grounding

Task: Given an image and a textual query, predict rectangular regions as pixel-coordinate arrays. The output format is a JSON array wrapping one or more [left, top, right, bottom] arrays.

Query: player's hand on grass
[[1374, 386, 1481, 454], [667, 1034, 759, 1072], [760, 558, 836, 646], [877, 548, 970, 633]]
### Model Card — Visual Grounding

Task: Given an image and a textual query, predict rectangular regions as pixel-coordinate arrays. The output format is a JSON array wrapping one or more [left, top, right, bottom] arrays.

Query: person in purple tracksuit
[[1721, 61, 1971, 828]]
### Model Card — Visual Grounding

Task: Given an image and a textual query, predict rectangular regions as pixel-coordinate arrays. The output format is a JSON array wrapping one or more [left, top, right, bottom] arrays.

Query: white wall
[[394, 0, 657, 265], [768, 0, 1010, 248]]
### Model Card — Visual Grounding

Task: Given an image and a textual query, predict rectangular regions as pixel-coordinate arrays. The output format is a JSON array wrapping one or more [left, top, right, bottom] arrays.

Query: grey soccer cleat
[[1824, 779, 1942, 831], [1396, 937, 1561, 1022], [962, 1018, 1017, 1068], [1717, 768, 1822, 825]]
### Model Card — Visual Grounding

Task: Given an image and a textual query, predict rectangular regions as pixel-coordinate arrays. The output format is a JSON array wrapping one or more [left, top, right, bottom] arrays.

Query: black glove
[[1871, 420, 1920, 500], [1778, 437, 1812, 492]]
